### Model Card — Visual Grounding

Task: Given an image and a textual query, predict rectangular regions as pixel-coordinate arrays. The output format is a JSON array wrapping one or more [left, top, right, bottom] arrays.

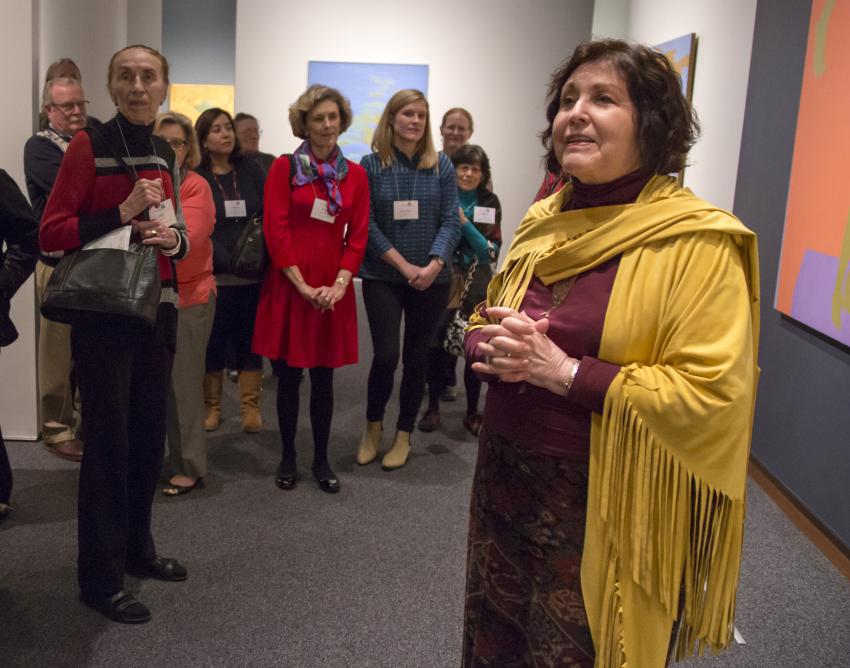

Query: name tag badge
[[310, 198, 336, 224], [149, 199, 178, 225], [224, 199, 247, 218], [473, 206, 496, 225], [393, 200, 419, 221]]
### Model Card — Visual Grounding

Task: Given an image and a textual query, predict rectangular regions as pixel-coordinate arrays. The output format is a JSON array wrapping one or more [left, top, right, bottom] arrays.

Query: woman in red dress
[[253, 85, 369, 493]]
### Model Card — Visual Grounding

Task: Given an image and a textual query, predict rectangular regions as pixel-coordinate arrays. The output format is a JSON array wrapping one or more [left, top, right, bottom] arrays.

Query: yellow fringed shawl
[[468, 175, 760, 667]]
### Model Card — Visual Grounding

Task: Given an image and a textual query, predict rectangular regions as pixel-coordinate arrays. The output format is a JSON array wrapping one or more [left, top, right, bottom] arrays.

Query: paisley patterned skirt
[[462, 430, 595, 667]]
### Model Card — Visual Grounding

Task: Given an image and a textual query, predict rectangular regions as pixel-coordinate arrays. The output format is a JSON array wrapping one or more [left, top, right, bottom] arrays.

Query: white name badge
[[149, 199, 178, 226], [310, 198, 336, 223], [224, 199, 247, 218], [393, 199, 419, 221], [473, 206, 497, 225]]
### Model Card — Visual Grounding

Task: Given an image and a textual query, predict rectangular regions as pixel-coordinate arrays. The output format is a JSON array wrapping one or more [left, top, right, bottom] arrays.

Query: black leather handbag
[[40, 127, 162, 327], [229, 213, 268, 281]]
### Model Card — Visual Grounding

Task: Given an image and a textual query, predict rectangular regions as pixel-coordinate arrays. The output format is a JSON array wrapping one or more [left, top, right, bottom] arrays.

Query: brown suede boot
[[239, 369, 264, 433], [356, 421, 383, 465], [203, 371, 224, 431]]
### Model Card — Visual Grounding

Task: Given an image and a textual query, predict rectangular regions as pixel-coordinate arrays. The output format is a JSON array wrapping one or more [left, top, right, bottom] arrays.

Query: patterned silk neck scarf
[[291, 140, 349, 215]]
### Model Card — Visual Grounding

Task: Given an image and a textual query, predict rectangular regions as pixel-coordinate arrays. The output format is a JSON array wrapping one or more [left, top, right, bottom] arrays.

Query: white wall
[[235, 0, 594, 251], [592, 0, 629, 39], [628, 0, 757, 210], [0, 0, 38, 439]]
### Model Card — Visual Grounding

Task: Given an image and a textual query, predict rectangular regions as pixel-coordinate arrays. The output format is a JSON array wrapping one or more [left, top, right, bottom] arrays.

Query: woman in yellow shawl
[[462, 40, 759, 667]]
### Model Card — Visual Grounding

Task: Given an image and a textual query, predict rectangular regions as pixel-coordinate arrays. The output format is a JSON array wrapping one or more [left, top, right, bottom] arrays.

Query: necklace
[[539, 276, 577, 318]]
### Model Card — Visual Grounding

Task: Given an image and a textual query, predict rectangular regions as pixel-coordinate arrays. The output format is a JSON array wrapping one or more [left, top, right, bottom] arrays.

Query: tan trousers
[[166, 292, 216, 478], [35, 260, 78, 444]]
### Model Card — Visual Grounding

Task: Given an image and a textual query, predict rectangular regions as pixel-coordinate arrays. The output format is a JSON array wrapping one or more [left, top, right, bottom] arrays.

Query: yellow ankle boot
[[203, 371, 224, 431], [356, 421, 383, 465], [239, 369, 264, 433], [382, 430, 411, 470]]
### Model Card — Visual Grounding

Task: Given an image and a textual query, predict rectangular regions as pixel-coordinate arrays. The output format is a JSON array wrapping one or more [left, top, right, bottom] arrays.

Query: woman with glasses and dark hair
[[154, 111, 216, 496], [420, 144, 501, 437], [462, 39, 759, 666], [356, 89, 461, 471], [194, 107, 266, 434]]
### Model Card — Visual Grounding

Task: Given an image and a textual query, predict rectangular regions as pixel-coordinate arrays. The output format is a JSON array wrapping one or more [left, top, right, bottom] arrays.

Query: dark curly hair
[[451, 144, 491, 195], [541, 39, 700, 176]]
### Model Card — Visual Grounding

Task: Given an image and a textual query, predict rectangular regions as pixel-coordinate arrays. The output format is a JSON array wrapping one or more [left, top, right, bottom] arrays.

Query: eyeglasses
[[164, 138, 187, 149], [457, 164, 482, 174], [51, 100, 89, 113]]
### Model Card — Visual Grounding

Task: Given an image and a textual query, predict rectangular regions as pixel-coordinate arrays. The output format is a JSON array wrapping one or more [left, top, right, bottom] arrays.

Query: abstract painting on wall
[[776, 0, 850, 346], [654, 33, 697, 183], [168, 83, 235, 125], [654, 33, 697, 103], [307, 61, 428, 163]]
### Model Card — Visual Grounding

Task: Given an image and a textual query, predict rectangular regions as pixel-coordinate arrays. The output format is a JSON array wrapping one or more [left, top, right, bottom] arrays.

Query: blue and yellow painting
[[307, 62, 429, 164], [654, 33, 697, 101]]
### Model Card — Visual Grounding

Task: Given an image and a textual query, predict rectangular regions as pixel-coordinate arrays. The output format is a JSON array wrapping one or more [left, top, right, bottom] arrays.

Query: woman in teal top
[[421, 144, 501, 437]]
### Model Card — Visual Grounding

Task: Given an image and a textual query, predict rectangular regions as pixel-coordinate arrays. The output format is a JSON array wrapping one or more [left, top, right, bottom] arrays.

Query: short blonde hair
[[289, 85, 353, 140], [371, 89, 437, 170], [155, 111, 201, 170]]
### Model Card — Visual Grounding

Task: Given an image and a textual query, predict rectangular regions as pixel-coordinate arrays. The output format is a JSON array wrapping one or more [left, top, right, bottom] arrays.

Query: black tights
[[273, 360, 334, 475]]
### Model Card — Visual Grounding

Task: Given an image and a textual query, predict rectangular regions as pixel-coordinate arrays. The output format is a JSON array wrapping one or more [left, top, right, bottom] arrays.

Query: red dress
[[253, 154, 369, 368]]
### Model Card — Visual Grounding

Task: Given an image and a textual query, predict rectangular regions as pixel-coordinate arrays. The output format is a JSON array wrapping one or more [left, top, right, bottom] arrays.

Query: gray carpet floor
[[1, 364, 848, 667]]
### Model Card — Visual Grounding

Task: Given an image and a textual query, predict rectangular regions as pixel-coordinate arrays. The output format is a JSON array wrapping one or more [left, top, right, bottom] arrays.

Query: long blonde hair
[[371, 89, 437, 170]]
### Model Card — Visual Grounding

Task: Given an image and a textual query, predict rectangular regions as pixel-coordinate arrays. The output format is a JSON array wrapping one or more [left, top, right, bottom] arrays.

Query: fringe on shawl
[[595, 391, 745, 665]]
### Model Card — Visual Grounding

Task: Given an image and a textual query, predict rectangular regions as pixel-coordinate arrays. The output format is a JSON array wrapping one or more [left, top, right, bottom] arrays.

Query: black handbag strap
[[85, 125, 139, 184]]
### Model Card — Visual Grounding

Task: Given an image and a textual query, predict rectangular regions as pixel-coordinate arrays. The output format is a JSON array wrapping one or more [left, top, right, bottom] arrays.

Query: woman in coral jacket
[[253, 85, 369, 494]]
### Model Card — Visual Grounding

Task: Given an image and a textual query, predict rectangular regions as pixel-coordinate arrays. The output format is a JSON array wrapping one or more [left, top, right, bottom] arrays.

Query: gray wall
[[162, 0, 235, 84], [734, 0, 850, 548]]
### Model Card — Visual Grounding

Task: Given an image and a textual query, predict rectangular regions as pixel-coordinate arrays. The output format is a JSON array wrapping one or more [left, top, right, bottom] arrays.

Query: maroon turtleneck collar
[[563, 168, 654, 211]]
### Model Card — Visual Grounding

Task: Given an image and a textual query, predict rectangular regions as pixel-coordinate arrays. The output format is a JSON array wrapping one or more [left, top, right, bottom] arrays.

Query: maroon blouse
[[465, 169, 652, 457]]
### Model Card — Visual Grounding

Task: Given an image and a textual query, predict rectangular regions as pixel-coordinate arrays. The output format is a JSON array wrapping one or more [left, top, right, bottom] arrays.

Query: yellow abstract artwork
[[168, 83, 234, 124]]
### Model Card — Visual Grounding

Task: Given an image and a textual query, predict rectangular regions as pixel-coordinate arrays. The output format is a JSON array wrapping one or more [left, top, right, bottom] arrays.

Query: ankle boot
[[239, 369, 264, 433], [382, 430, 411, 471], [356, 421, 383, 465], [203, 371, 224, 431]]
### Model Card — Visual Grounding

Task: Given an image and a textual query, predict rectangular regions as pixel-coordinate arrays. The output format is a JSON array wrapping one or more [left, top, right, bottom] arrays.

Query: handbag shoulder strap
[[85, 124, 139, 184]]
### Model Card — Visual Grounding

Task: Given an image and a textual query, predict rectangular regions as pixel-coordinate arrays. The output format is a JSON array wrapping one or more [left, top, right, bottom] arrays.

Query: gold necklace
[[540, 276, 576, 318]]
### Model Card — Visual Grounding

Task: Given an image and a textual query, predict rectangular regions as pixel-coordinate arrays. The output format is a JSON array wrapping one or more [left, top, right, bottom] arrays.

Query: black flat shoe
[[162, 477, 204, 497], [312, 468, 340, 494], [275, 470, 298, 490], [81, 590, 151, 624], [126, 556, 188, 581]]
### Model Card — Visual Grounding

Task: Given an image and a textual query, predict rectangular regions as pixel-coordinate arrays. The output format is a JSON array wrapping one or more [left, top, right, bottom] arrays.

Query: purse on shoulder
[[40, 126, 162, 327], [229, 213, 268, 281]]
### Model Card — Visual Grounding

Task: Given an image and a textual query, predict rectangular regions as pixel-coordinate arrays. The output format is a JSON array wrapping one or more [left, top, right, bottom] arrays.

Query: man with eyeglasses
[[233, 112, 276, 174], [23, 75, 92, 463]]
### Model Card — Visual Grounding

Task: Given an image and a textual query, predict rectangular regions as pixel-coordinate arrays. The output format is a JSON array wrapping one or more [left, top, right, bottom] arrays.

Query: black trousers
[[272, 360, 333, 465], [205, 283, 262, 372], [0, 425, 11, 504], [362, 280, 450, 432], [71, 307, 176, 596]]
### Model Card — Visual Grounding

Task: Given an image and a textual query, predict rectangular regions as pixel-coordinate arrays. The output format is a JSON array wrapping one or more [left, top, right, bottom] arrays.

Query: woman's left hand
[[472, 306, 577, 394], [136, 220, 179, 251], [314, 282, 346, 312], [409, 259, 442, 291]]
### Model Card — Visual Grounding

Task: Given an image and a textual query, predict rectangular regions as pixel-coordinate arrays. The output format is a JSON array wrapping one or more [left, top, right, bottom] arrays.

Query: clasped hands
[[297, 280, 346, 312], [401, 258, 442, 291], [471, 306, 578, 395], [120, 178, 178, 250]]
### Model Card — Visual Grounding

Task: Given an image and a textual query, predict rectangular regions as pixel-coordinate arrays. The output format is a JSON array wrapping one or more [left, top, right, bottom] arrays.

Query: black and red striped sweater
[[40, 112, 189, 302]]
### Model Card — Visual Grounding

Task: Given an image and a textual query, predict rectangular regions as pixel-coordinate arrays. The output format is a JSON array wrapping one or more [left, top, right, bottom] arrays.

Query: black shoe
[[162, 477, 204, 497], [275, 463, 298, 490], [126, 556, 188, 582], [81, 590, 151, 624], [418, 407, 440, 432], [312, 466, 340, 494]]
